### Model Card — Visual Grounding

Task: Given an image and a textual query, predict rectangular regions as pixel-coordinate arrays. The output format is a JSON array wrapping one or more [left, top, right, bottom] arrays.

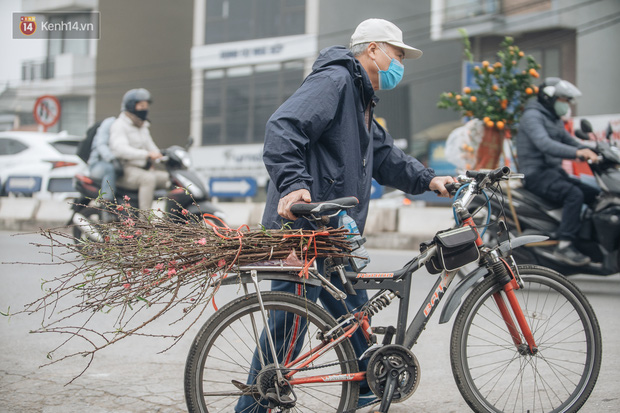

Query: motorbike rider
[[109, 88, 169, 211], [516, 77, 600, 266]]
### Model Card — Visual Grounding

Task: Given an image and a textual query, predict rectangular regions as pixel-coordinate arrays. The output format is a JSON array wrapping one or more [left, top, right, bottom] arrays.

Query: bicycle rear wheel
[[451, 264, 602, 413], [184, 291, 359, 412]]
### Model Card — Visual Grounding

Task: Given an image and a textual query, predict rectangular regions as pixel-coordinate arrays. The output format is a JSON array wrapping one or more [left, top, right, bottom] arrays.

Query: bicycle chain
[[270, 358, 378, 412]]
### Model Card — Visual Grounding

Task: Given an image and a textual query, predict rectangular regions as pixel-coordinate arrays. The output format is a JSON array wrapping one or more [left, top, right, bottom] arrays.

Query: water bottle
[[338, 211, 370, 272]]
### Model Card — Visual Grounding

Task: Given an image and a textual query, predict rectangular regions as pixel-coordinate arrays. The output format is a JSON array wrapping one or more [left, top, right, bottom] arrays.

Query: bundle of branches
[[12, 198, 355, 380]]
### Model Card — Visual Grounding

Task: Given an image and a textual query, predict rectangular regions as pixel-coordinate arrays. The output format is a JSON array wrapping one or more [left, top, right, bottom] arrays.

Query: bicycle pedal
[[231, 380, 260, 396]]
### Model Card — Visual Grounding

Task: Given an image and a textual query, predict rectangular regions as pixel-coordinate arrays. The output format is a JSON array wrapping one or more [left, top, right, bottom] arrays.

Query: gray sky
[[1, 0, 46, 92]]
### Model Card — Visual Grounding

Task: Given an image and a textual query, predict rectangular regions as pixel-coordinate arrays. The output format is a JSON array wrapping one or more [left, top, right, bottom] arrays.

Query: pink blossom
[[117, 205, 124, 211], [181, 209, 189, 216], [217, 259, 226, 268], [123, 283, 131, 289], [195, 238, 207, 245], [155, 263, 164, 271], [168, 268, 177, 278], [143, 268, 151, 274], [124, 195, 130, 201]]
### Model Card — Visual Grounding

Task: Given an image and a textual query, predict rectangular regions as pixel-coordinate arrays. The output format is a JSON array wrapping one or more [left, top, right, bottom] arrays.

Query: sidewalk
[[0, 197, 455, 249]]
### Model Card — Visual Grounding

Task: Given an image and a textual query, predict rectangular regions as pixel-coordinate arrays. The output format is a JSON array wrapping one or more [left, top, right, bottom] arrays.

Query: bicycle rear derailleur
[[255, 363, 297, 410], [367, 344, 420, 412]]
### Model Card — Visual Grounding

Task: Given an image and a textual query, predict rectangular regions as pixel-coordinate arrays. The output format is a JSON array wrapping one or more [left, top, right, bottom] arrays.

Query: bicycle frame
[[224, 170, 547, 399]]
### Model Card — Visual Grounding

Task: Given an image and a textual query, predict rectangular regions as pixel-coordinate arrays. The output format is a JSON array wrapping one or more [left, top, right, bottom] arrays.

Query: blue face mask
[[374, 47, 404, 90]]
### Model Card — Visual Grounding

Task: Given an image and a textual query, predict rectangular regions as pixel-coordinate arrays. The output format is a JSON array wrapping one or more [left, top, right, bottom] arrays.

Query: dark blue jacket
[[516, 100, 583, 179], [261, 46, 435, 233]]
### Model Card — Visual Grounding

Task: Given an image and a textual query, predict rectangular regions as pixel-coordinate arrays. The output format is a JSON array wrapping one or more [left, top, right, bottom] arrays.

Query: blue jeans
[[235, 263, 370, 412], [89, 161, 117, 202]]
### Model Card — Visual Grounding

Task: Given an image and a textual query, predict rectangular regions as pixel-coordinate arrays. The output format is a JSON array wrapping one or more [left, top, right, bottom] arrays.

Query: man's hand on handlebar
[[576, 148, 599, 164], [430, 175, 458, 198], [278, 188, 312, 221]]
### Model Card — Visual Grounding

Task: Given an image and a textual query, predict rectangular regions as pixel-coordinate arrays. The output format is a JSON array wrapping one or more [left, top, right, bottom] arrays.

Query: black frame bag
[[422, 226, 480, 274]]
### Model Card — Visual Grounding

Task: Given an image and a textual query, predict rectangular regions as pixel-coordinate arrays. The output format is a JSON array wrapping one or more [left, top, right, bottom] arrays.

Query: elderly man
[[236, 18, 454, 412]]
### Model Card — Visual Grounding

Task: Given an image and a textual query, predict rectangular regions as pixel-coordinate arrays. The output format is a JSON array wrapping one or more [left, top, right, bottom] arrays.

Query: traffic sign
[[209, 177, 257, 198], [33, 95, 61, 130]]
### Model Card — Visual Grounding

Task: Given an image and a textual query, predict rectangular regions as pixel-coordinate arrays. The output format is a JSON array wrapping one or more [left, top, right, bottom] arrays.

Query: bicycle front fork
[[491, 257, 538, 354]]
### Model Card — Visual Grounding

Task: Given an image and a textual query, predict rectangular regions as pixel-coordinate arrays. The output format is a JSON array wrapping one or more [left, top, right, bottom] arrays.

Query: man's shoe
[[554, 244, 591, 266]]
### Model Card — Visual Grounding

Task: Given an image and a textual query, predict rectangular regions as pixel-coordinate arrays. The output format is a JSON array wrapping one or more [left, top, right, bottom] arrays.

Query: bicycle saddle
[[290, 196, 359, 217]]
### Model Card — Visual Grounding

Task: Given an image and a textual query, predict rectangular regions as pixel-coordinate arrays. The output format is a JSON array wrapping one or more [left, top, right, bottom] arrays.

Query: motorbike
[[471, 119, 620, 276], [70, 141, 227, 242]]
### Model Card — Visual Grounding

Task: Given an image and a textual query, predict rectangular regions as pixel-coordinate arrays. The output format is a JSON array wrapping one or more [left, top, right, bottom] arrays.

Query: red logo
[[20, 16, 37, 36]]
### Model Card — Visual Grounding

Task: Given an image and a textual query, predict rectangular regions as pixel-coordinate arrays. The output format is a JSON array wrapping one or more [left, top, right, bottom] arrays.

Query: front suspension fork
[[492, 260, 538, 354]]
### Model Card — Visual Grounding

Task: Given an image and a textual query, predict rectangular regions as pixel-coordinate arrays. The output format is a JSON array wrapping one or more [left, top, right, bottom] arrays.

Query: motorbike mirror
[[574, 129, 589, 141], [186, 136, 194, 150], [580, 119, 593, 134]]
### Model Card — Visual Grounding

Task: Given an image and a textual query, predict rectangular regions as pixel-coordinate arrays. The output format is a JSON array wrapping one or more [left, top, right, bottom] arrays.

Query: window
[[444, 0, 499, 22], [205, 0, 306, 44], [58, 97, 89, 136], [50, 140, 80, 155], [202, 61, 304, 145], [47, 13, 91, 57], [0, 138, 28, 156]]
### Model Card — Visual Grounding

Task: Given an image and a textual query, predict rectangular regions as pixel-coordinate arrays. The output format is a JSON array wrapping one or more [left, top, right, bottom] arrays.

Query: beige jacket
[[109, 112, 160, 168]]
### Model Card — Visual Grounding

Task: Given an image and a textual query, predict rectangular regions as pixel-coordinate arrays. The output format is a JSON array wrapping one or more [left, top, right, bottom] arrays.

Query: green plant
[[437, 30, 542, 135]]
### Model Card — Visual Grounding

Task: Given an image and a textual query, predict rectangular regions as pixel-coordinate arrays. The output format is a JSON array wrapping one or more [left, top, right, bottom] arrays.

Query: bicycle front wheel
[[451, 264, 602, 413], [184, 291, 359, 412]]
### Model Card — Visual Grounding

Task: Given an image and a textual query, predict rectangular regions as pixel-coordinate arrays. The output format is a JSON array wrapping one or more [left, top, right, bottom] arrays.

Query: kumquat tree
[[437, 30, 542, 169]]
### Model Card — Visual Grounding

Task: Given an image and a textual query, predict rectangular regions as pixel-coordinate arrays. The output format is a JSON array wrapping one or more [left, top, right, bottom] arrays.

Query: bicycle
[[184, 166, 602, 413]]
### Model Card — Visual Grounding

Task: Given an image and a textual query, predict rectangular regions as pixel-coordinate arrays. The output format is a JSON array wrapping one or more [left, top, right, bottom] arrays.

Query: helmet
[[537, 77, 581, 117], [540, 77, 582, 100], [121, 88, 152, 112]]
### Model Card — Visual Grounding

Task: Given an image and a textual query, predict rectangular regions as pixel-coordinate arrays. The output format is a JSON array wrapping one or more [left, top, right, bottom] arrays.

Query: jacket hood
[[528, 98, 557, 120], [312, 46, 375, 104]]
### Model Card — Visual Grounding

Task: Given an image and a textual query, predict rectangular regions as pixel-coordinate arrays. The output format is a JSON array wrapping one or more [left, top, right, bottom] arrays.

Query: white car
[[0, 131, 87, 200]]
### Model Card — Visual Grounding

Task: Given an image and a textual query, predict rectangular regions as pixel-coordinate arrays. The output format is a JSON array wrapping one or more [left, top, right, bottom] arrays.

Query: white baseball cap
[[350, 18, 423, 59]]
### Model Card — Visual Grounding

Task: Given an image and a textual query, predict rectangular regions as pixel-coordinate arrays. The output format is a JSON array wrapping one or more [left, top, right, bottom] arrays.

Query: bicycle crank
[[366, 344, 420, 409]]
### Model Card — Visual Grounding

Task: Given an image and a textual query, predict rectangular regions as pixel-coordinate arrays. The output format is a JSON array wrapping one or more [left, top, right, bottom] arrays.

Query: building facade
[[3, 1, 618, 187], [1, 0, 99, 133], [2, 0, 192, 147], [189, 0, 619, 187]]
